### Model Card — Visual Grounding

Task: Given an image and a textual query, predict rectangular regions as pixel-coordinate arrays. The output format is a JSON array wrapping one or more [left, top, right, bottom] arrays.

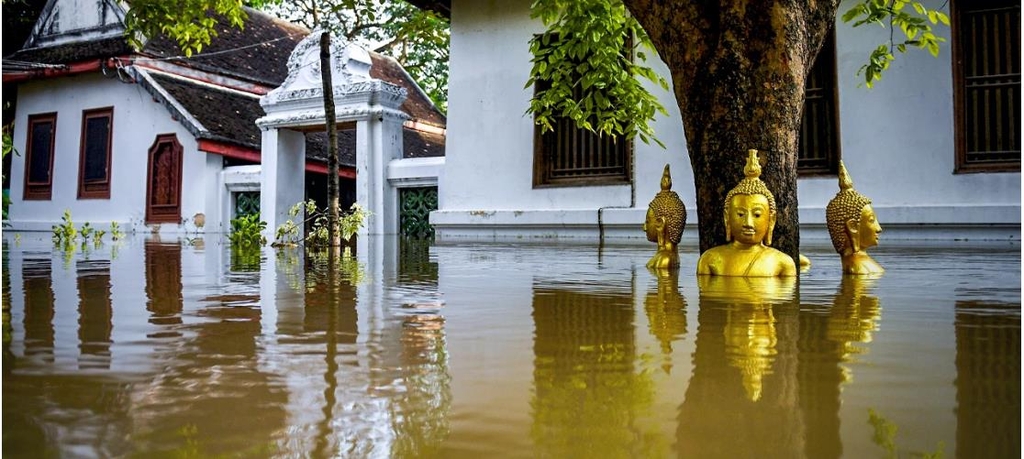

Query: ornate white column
[[257, 31, 408, 237]]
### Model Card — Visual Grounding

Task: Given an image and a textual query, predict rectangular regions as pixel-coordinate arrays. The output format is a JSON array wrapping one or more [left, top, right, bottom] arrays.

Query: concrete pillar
[[260, 128, 306, 239], [356, 115, 405, 236]]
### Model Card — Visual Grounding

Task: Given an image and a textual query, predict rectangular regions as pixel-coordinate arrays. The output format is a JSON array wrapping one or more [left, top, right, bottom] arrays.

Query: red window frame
[[23, 112, 57, 201], [77, 107, 114, 199]]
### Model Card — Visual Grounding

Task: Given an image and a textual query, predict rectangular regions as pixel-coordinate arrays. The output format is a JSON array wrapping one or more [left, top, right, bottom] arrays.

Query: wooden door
[[145, 134, 183, 224]]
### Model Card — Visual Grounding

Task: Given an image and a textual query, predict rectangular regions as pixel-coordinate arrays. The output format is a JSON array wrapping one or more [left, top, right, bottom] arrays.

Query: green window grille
[[400, 187, 438, 239], [235, 191, 260, 218]]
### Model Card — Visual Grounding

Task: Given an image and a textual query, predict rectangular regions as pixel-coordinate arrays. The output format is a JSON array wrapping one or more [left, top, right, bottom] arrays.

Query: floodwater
[[1, 232, 1019, 458]]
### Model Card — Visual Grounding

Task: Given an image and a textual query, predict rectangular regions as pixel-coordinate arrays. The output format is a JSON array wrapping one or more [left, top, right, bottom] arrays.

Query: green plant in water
[[52, 209, 78, 246], [868, 408, 945, 459], [80, 222, 94, 241], [275, 200, 369, 248], [109, 221, 124, 241], [229, 213, 267, 248]]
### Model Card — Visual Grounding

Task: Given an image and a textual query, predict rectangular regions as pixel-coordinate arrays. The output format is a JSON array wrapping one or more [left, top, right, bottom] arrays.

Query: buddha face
[[643, 208, 661, 242], [852, 204, 882, 251], [727, 194, 772, 245]]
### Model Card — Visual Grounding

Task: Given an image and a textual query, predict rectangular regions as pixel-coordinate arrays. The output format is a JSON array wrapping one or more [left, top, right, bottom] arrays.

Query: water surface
[[2, 233, 1020, 458]]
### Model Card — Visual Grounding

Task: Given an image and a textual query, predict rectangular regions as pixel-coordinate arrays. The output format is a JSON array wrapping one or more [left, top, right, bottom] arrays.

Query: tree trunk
[[623, 0, 839, 261], [320, 32, 342, 249]]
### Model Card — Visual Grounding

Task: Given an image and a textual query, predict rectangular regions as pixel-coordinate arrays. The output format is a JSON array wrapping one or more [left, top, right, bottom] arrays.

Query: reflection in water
[[3, 244, 14, 375], [389, 239, 451, 457], [678, 276, 803, 458], [955, 300, 1021, 459], [531, 284, 664, 457], [132, 243, 287, 456], [2, 237, 1020, 457], [76, 259, 112, 370], [144, 242, 182, 332], [22, 254, 55, 364], [798, 276, 882, 459], [643, 268, 687, 374]]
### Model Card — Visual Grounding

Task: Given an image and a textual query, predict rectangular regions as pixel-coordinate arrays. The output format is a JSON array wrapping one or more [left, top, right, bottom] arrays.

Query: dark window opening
[[24, 113, 56, 200], [78, 107, 113, 198], [799, 30, 841, 176], [953, 0, 1021, 172]]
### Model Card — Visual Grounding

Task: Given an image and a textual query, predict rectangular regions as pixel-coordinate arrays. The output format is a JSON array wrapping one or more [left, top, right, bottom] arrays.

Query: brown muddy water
[[1, 232, 1020, 458]]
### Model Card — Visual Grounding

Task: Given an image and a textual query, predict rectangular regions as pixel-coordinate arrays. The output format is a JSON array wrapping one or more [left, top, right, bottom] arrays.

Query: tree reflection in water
[[531, 283, 665, 457]]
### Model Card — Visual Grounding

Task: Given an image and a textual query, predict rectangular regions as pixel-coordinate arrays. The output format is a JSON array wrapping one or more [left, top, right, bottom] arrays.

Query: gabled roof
[[6, 2, 446, 162]]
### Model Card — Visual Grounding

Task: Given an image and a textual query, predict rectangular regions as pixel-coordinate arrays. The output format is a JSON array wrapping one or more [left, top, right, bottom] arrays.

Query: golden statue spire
[[660, 164, 673, 191], [743, 149, 762, 179]]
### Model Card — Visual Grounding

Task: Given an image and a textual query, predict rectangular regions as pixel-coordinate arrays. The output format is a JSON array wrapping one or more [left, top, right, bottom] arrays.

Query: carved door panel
[[145, 134, 183, 224]]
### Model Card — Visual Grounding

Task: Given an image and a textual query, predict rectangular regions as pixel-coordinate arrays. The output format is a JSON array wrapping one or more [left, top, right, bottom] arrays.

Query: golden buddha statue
[[643, 164, 687, 269], [696, 150, 797, 277], [825, 161, 884, 275]]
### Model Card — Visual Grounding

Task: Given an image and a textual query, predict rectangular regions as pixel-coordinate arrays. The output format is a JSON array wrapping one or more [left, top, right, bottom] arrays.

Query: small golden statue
[[696, 150, 797, 277], [643, 164, 687, 269], [825, 161, 883, 275]]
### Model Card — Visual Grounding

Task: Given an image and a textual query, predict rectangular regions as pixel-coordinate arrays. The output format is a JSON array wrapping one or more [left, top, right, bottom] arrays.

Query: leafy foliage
[[868, 408, 946, 459], [842, 0, 949, 88], [526, 0, 669, 147], [276, 199, 367, 248], [52, 209, 78, 246], [263, 0, 450, 112], [2, 123, 15, 225], [122, 0, 264, 56], [229, 212, 267, 248]]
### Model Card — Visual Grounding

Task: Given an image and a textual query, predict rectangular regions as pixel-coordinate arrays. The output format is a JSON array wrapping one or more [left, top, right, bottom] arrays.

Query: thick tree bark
[[623, 0, 839, 261], [320, 32, 342, 249]]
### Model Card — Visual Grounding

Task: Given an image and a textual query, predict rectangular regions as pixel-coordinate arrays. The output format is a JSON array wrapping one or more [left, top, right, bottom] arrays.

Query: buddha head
[[825, 162, 881, 255], [644, 164, 687, 245], [724, 150, 777, 246]]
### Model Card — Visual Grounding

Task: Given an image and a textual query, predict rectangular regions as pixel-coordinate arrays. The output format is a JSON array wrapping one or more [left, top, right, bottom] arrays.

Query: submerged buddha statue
[[643, 164, 687, 269], [825, 161, 883, 275], [696, 150, 797, 277]]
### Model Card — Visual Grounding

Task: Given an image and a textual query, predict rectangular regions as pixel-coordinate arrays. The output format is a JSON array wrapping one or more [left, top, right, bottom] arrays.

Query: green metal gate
[[400, 186, 438, 239], [235, 191, 260, 218]]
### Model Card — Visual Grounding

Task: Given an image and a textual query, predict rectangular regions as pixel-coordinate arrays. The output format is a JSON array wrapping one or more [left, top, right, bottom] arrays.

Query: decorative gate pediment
[[258, 31, 408, 129]]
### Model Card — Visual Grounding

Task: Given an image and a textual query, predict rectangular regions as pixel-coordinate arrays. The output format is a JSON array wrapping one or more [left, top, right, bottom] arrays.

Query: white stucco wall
[[434, 0, 692, 240], [435, 0, 1019, 242], [8, 72, 219, 233], [799, 2, 1021, 238]]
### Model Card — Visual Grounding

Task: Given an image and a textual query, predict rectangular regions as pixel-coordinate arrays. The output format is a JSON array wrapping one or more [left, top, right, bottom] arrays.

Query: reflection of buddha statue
[[643, 267, 687, 373], [697, 276, 795, 402], [827, 275, 882, 356], [643, 164, 687, 269], [826, 161, 883, 275], [696, 150, 797, 277]]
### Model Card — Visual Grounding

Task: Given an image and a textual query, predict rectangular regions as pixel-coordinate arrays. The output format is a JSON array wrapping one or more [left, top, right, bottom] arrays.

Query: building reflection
[[76, 259, 112, 370], [387, 239, 450, 457], [643, 268, 687, 374], [130, 242, 287, 456], [677, 276, 804, 458], [144, 241, 183, 334], [797, 276, 882, 459], [531, 282, 663, 457], [22, 254, 55, 364], [955, 299, 1021, 458]]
